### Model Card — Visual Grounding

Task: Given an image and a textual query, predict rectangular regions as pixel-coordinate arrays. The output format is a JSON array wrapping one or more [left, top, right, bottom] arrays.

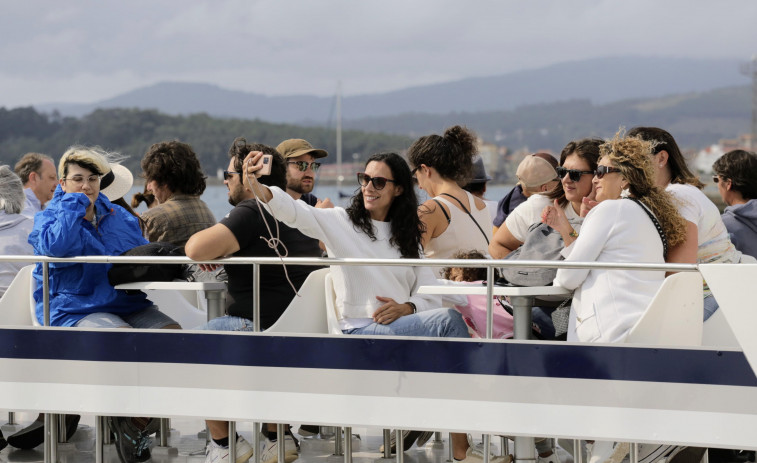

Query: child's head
[[442, 250, 488, 282]]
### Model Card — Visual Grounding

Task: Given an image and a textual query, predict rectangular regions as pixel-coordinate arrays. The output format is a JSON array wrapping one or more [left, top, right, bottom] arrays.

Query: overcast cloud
[[1, 0, 756, 107]]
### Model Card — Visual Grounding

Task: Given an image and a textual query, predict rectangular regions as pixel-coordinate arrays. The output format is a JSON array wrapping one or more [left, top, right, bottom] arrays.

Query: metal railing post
[[253, 422, 261, 463], [486, 267, 494, 338], [277, 423, 285, 463], [96, 416, 105, 463], [253, 263, 261, 332], [228, 421, 237, 463], [383, 429, 392, 459], [334, 426, 343, 456], [344, 426, 352, 463], [395, 429, 404, 463]]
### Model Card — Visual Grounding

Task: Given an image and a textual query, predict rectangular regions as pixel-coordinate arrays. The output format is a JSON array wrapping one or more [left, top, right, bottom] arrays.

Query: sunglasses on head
[[594, 165, 622, 179], [223, 170, 241, 181], [556, 166, 593, 182], [287, 161, 321, 172], [357, 172, 396, 190]]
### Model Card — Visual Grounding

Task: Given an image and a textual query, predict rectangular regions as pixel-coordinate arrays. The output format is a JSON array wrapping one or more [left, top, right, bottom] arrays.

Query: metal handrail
[[0, 254, 700, 272]]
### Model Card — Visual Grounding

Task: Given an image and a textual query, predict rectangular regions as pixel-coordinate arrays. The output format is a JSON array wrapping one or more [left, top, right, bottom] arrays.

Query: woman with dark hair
[[627, 127, 747, 320], [489, 138, 602, 260], [243, 150, 468, 337], [712, 149, 757, 258], [409, 126, 492, 275]]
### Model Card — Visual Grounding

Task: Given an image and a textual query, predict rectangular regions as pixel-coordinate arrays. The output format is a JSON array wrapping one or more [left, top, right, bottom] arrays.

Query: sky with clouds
[[2, 0, 756, 108]]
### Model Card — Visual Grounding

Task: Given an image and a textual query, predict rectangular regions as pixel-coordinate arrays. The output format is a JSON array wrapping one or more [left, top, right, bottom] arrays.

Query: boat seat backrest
[[702, 308, 739, 348], [624, 272, 704, 347], [0, 265, 35, 327], [324, 272, 342, 335], [266, 268, 330, 334]]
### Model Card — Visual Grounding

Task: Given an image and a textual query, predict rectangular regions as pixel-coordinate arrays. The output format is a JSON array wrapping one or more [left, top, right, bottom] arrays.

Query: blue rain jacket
[[28, 185, 152, 326]]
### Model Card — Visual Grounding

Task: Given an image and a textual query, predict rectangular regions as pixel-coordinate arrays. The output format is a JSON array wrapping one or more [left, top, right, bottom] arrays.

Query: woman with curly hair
[[409, 126, 492, 275], [542, 131, 687, 344]]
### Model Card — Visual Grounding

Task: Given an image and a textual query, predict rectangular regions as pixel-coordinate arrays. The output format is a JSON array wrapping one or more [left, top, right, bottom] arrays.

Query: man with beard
[[276, 138, 329, 205], [185, 139, 322, 463]]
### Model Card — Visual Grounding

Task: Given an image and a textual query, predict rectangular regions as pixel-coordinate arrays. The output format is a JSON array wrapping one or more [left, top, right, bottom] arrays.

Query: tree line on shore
[[0, 106, 415, 175]]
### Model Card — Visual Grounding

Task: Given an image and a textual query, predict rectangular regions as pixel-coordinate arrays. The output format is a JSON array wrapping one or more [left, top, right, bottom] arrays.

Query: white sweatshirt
[[265, 186, 441, 329]]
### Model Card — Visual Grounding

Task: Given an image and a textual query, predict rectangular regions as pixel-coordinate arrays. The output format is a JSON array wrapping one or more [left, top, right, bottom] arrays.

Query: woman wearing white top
[[543, 132, 687, 343], [243, 151, 468, 337], [627, 127, 744, 320], [489, 138, 602, 260], [409, 126, 492, 275]]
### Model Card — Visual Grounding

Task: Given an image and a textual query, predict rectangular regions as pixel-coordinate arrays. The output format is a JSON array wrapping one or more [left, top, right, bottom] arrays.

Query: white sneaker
[[588, 441, 629, 463], [205, 436, 254, 463], [458, 447, 511, 463], [261, 435, 298, 463]]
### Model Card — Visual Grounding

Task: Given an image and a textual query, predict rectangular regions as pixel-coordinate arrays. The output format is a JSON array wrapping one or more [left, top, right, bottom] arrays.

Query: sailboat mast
[[336, 81, 343, 192]]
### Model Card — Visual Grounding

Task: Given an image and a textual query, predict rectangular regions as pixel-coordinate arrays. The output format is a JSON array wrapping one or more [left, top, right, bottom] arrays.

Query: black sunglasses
[[223, 170, 241, 181], [712, 175, 725, 184], [556, 166, 594, 182], [357, 172, 396, 190], [410, 166, 420, 185], [594, 165, 622, 179], [287, 161, 321, 172]]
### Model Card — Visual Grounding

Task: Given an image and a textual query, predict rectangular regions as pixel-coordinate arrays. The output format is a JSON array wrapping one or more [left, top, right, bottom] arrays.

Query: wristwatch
[[406, 301, 417, 314]]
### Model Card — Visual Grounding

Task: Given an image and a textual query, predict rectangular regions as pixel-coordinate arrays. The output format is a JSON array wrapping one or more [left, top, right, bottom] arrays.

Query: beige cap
[[516, 153, 559, 187], [276, 139, 328, 159]]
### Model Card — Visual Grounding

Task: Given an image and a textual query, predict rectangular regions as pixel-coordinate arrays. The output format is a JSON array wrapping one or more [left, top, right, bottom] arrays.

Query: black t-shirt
[[220, 199, 323, 329], [300, 193, 319, 207]]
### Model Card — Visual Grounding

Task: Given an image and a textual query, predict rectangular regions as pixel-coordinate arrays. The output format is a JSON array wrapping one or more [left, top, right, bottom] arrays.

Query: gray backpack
[[499, 222, 564, 286]]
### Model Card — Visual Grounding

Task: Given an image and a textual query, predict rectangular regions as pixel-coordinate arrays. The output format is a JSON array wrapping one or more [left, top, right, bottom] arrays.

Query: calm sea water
[[127, 183, 516, 221]]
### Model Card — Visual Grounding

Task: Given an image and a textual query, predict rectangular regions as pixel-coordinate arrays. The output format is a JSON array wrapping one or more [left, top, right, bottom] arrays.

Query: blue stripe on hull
[[0, 328, 753, 387]]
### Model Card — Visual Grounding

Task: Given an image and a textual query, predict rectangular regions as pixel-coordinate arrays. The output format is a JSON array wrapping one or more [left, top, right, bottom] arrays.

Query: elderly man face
[[30, 159, 58, 205]]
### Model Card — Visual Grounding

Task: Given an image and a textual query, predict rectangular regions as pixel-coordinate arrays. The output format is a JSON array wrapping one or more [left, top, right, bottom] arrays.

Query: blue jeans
[[196, 315, 255, 332], [343, 308, 469, 338], [703, 294, 719, 321]]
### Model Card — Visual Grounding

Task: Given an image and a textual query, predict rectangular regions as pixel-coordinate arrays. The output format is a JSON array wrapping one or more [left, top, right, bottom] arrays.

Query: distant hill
[[342, 85, 752, 151], [35, 56, 747, 124]]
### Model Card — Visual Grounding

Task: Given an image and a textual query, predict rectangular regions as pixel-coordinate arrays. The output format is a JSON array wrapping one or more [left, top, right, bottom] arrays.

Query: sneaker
[[379, 430, 422, 454], [588, 441, 629, 463], [637, 444, 686, 463], [107, 417, 154, 463], [7, 414, 80, 449], [415, 431, 434, 448], [205, 436, 254, 463], [457, 447, 512, 463], [467, 434, 499, 458], [297, 425, 320, 438], [261, 435, 298, 463], [0, 429, 7, 452]]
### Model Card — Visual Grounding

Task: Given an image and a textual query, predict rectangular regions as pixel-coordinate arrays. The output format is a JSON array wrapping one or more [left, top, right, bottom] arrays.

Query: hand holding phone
[[242, 151, 272, 178]]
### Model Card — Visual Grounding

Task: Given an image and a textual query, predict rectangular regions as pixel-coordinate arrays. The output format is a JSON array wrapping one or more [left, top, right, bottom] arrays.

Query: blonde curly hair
[[599, 130, 687, 248]]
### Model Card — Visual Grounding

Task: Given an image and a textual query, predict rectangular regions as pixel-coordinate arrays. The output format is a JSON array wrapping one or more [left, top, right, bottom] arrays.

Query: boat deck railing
[[1, 256, 755, 456]]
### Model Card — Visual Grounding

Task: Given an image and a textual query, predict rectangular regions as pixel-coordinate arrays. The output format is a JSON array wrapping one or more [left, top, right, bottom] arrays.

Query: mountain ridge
[[34, 56, 747, 124]]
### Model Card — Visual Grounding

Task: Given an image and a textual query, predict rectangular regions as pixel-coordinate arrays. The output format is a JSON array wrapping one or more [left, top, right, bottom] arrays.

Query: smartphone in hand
[[258, 154, 273, 176]]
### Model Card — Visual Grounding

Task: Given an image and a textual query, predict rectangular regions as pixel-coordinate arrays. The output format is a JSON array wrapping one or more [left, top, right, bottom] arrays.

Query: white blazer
[[554, 199, 665, 343]]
